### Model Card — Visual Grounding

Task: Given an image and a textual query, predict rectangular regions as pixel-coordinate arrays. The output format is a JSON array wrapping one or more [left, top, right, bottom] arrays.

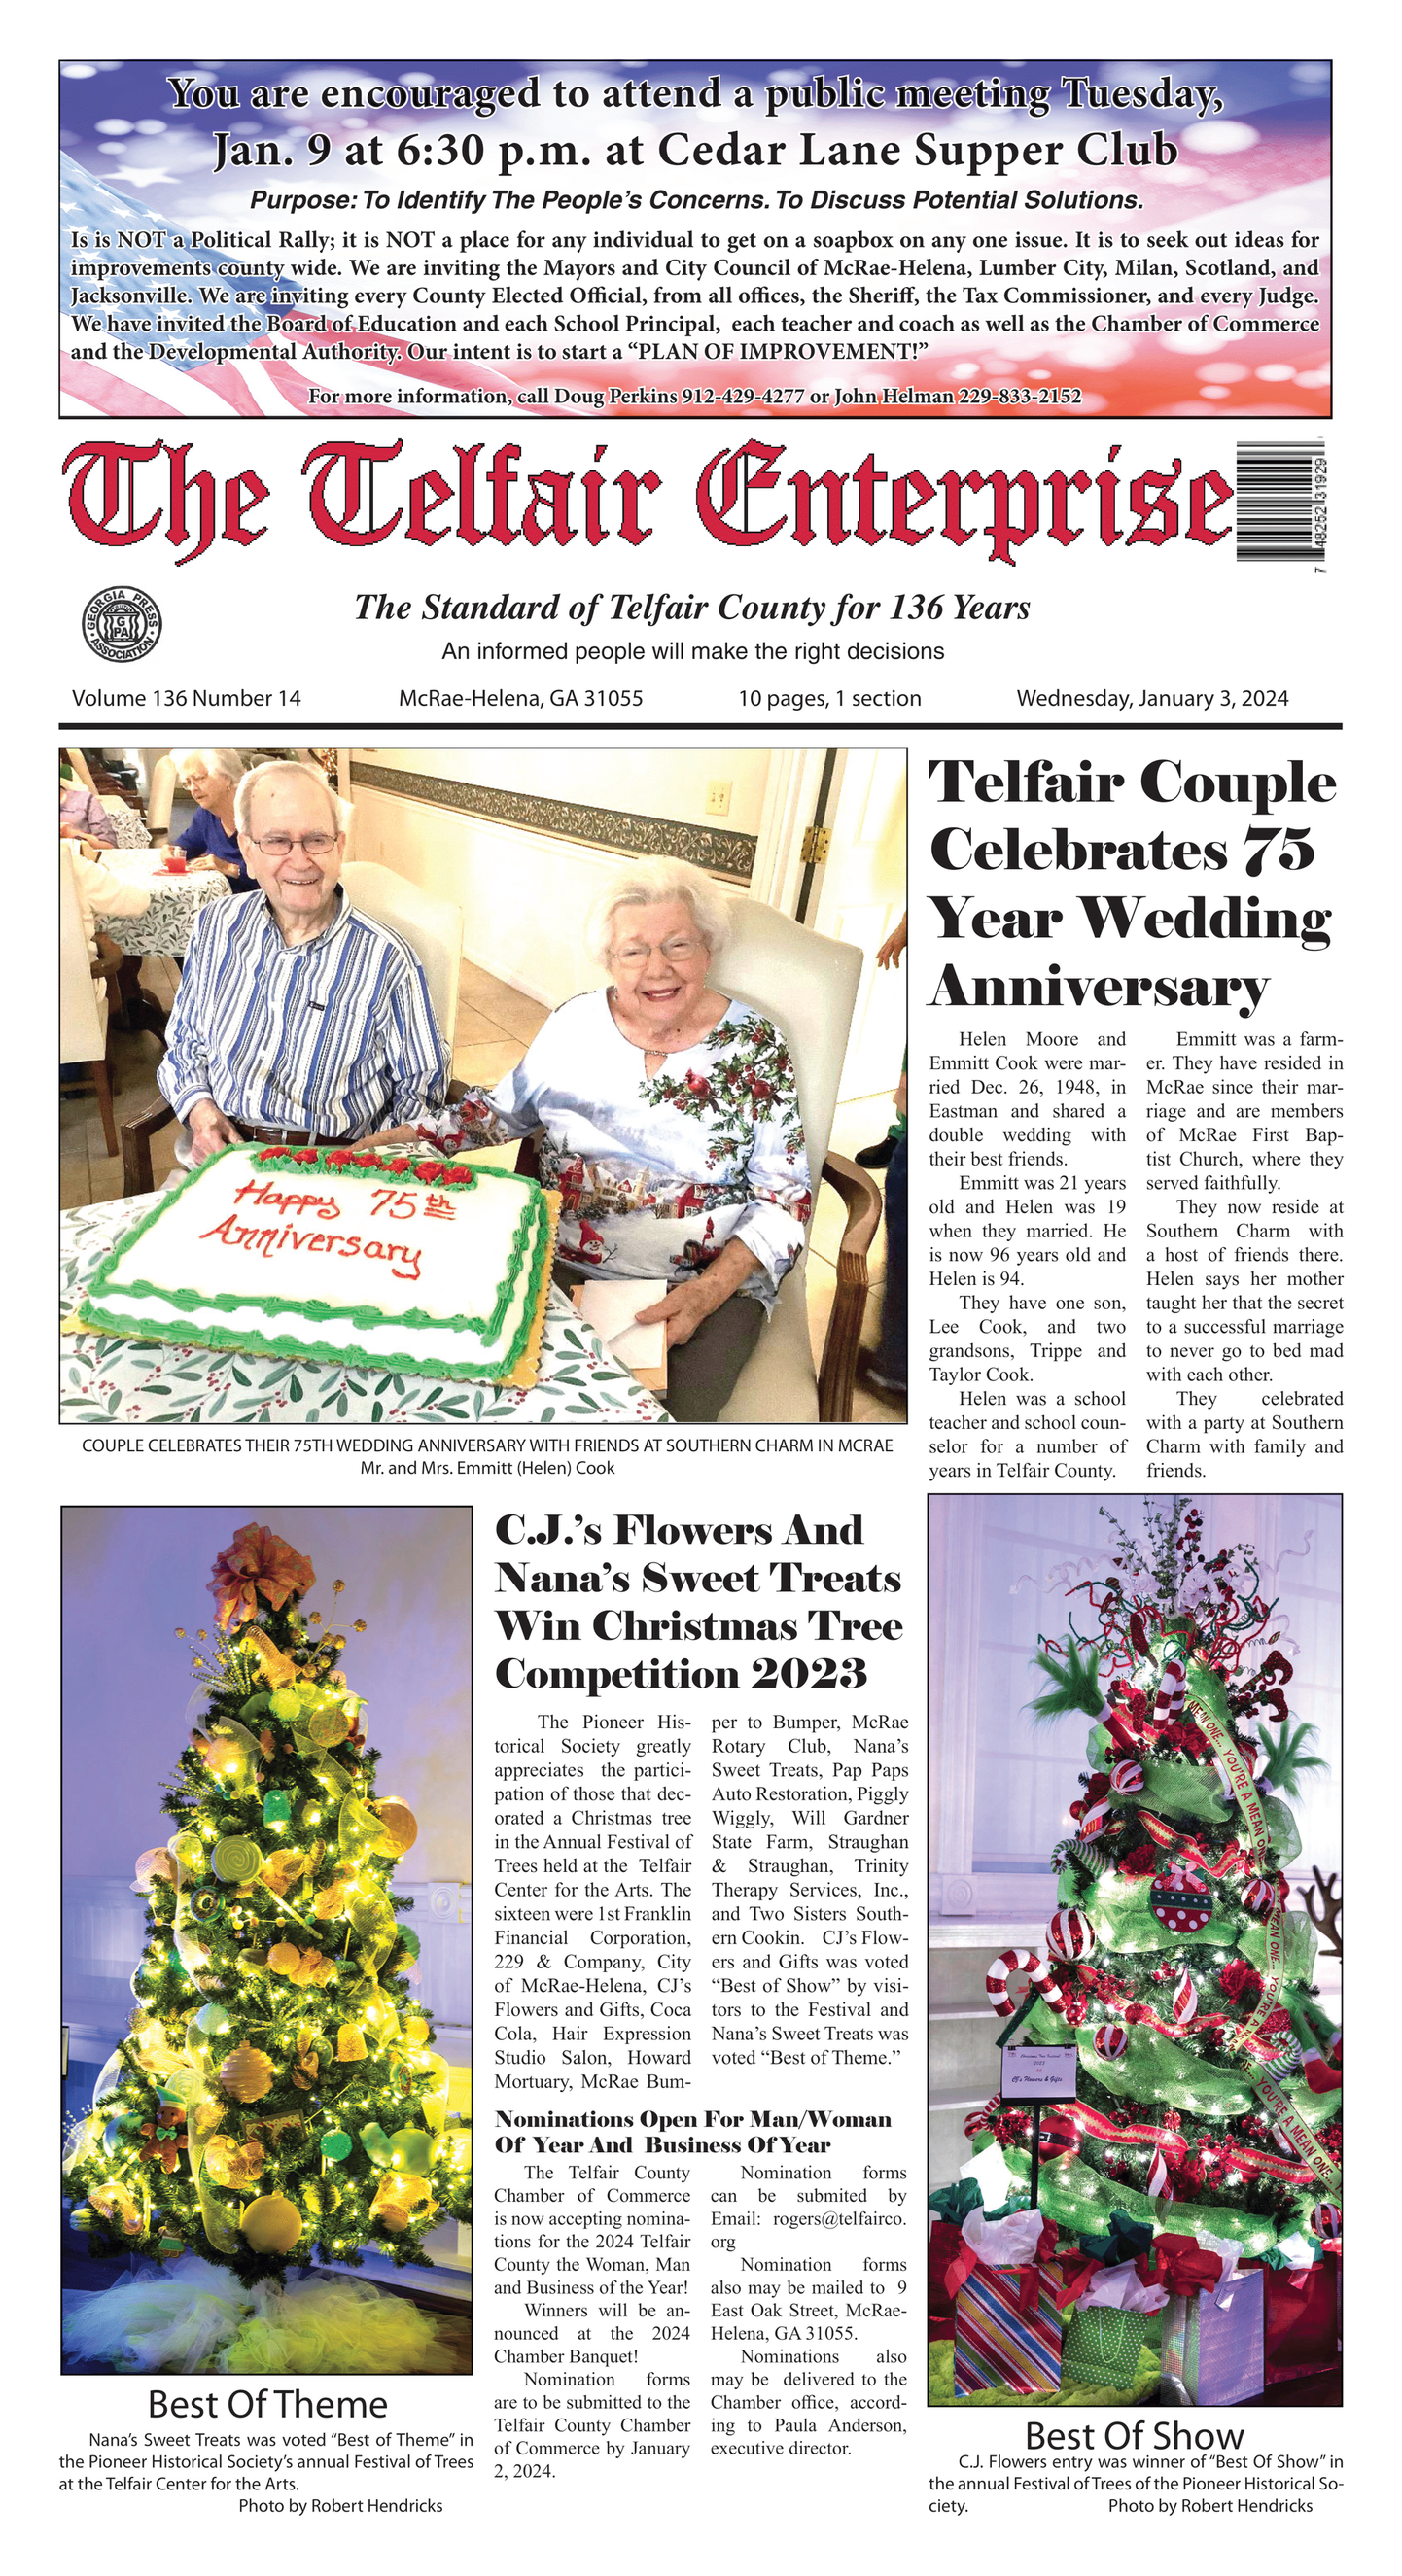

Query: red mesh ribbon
[[1038, 2096, 1312, 2186]]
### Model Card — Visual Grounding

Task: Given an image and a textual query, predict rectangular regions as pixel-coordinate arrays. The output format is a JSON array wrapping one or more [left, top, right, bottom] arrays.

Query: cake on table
[[76, 1143, 559, 1387]]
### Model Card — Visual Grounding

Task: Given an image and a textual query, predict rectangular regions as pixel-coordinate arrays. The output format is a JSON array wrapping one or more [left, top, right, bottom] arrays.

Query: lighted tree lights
[[64, 1525, 472, 2288], [967, 1501, 1340, 2257]]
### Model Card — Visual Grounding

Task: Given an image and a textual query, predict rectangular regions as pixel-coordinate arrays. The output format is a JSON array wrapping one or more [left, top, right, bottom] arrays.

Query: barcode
[[1236, 439, 1326, 563]]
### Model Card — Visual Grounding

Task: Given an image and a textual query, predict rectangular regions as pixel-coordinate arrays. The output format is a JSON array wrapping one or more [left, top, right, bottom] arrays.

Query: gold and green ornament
[[259, 1847, 308, 1900], [321, 2131, 352, 2163], [189, 1887, 223, 1922], [389, 2127, 433, 2177], [219, 2044, 276, 2103], [359, 2122, 394, 2168], [373, 1798, 417, 1858], [291, 2030, 321, 2090], [212, 1834, 261, 1883], [371, 2174, 432, 2234], [240, 2193, 302, 2254], [203, 2133, 266, 2189], [262, 1789, 293, 1827], [245, 1629, 298, 1689], [90, 2180, 143, 2236]]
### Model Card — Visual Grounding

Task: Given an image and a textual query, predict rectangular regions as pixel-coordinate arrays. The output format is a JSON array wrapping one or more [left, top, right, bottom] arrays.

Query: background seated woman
[[171, 749, 253, 888], [386, 856, 811, 1423]]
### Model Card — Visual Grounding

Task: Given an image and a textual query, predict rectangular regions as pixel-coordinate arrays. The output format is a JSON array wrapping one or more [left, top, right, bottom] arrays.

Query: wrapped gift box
[[1161, 2264, 1264, 2404], [1063, 2303, 1148, 2391], [955, 2259, 1062, 2397], [1263, 2251, 1340, 2384]]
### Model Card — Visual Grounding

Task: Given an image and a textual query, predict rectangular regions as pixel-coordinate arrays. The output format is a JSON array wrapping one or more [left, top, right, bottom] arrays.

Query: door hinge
[[799, 823, 831, 868]]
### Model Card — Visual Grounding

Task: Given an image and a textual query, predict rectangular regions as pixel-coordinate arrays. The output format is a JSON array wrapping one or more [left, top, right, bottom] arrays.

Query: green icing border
[[82, 1145, 550, 1383]]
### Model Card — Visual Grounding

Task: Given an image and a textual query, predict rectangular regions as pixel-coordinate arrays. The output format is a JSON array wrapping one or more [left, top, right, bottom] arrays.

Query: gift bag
[[1161, 2265, 1264, 2404], [929, 2221, 964, 2343], [1063, 2304, 1147, 2391], [955, 2259, 1062, 2397], [1263, 2251, 1340, 2384]]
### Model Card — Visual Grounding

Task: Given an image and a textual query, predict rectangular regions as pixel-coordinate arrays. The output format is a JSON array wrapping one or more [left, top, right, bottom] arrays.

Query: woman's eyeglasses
[[614, 937, 702, 967]]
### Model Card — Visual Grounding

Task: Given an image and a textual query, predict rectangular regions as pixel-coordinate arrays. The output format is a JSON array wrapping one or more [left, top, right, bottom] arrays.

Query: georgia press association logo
[[82, 584, 162, 662]]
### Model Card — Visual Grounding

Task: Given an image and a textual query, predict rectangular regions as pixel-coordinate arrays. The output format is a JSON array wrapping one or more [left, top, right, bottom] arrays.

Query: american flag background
[[59, 57, 1331, 420]]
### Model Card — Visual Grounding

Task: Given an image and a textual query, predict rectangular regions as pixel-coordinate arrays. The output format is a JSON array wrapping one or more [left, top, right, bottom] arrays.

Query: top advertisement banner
[[59, 55, 1330, 422]]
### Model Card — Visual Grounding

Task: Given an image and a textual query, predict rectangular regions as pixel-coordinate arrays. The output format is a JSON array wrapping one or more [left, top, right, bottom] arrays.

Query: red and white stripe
[[1152, 1658, 1185, 1722]]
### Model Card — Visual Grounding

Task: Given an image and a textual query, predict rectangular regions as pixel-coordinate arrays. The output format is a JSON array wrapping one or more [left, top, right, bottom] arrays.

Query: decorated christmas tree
[[966, 1500, 1340, 2259], [64, 1524, 472, 2293]]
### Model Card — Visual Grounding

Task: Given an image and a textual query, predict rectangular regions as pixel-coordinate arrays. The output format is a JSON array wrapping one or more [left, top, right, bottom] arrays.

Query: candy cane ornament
[[1153, 1658, 1186, 1723], [1069, 1773, 1112, 1840], [985, 1947, 1067, 2018]]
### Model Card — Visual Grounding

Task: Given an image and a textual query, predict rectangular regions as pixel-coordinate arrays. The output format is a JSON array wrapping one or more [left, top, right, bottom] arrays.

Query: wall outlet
[[705, 779, 732, 817]]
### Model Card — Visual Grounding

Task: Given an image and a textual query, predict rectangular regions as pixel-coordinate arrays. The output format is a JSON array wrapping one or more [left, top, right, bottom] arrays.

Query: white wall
[[812, 749, 907, 1103], [347, 748, 780, 1004], [348, 791, 622, 1006]]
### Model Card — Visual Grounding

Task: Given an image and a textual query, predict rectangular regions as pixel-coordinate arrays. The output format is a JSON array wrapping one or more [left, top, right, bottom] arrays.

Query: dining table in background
[[90, 846, 231, 958], [61, 1192, 672, 1427]]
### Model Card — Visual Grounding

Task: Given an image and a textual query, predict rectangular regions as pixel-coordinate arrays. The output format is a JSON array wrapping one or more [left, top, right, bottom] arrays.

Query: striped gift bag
[[955, 2258, 1063, 2397]]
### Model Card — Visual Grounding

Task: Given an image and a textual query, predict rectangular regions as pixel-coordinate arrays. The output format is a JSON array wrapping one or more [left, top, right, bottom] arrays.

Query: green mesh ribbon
[[1070, 2018, 1338, 2143], [1085, 1876, 1220, 1957], [1262, 1798, 1302, 1866], [1241, 1908, 1315, 1984], [1075, 2023, 1258, 2118], [1136, 1758, 1235, 1826], [1083, 1875, 1316, 1971], [997, 2147, 1289, 2257]]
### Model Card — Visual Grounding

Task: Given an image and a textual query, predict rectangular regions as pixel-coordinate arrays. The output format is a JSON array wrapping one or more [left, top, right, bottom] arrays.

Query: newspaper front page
[[42, 13, 1380, 2565]]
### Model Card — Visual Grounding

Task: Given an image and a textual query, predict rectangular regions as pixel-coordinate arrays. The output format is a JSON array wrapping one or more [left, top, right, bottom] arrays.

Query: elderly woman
[[171, 749, 253, 888], [399, 857, 811, 1422]]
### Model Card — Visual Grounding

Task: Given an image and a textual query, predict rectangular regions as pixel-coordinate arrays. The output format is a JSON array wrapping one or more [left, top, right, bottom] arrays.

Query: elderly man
[[158, 759, 448, 1163]]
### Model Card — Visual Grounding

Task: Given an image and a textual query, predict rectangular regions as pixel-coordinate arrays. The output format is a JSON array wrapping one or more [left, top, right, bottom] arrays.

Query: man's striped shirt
[[158, 888, 449, 1137]]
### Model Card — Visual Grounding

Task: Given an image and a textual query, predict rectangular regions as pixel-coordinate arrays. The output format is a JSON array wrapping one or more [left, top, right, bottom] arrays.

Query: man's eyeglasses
[[248, 832, 339, 858]]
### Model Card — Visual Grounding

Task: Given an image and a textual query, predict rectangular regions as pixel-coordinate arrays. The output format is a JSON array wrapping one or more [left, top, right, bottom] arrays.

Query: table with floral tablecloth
[[92, 851, 230, 957], [61, 1193, 671, 1426]]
